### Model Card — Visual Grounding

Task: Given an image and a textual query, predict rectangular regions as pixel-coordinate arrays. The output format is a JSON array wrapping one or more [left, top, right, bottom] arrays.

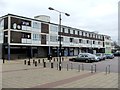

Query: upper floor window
[[77, 31, 79, 35], [93, 41, 95, 44], [70, 29, 73, 34], [64, 28, 68, 33], [68, 29, 70, 34], [62, 28, 65, 33], [70, 38, 74, 42], [79, 31, 82, 36], [50, 35, 58, 42], [73, 30, 75, 34], [75, 30, 77, 35], [86, 40, 89, 44], [32, 21, 40, 29], [50, 25, 58, 32], [79, 39, 82, 43]]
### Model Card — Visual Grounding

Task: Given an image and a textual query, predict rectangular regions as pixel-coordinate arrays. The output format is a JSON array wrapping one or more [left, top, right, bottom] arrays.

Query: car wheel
[[73, 59, 76, 62], [85, 60, 89, 63]]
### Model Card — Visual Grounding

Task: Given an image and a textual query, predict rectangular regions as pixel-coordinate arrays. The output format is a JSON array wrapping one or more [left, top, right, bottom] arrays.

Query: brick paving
[[2, 58, 118, 88]]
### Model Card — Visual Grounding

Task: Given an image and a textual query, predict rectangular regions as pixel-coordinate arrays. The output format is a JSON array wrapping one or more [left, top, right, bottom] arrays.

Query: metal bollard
[[62, 57, 64, 61], [82, 64, 84, 71], [57, 58, 58, 62], [24, 60, 26, 65], [35, 61, 37, 67], [94, 64, 96, 72], [108, 65, 110, 74], [3, 58, 5, 64], [78, 65, 80, 72], [91, 65, 93, 73], [57, 63, 58, 70], [28, 60, 30, 65], [51, 62, 54, 68], [33, 59, 35, 64], [43, 59, 44, 63], [38, 59, 40, 63], [105, 65, 110, 74], [71, 63, 73, 70], [106, 66, 107, 74], [67, 64, 69, 71], [43, 62, 46, 68], [54, 58, 55, 62]]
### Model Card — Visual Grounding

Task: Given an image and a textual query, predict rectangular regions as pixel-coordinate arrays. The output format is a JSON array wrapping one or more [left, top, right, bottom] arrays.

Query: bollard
[[54, 58, 55, 62], [43, 59, 44, 63], [51, 62, 54, 68], [62, 57, 64, 61], [61, 62, 63, 68], [57, 63, 58, 70], [35, 61, 37, 67], [33, 59, 35, 64], [3, 58, 5, 64], [106, 66, 107, 74], [43, 62, 46, 68], [108, 65, 110, 74], [94, 64, 96, 72], [28, 60, 30, 65], [82, 64, 84, 71], [38, 59, 40, 63], [78, 65, 80, 72], [91, 65, 93, 73], [24, 60, 26, 65], [71, 63, 73, 70], [67, 64, 69, 71]]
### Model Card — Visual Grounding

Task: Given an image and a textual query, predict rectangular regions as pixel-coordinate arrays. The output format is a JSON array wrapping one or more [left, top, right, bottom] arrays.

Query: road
[[49, 57, 119, 73]]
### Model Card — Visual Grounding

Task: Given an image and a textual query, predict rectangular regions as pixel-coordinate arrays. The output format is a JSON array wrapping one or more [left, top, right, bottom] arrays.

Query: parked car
[[113, 51, 120, 56], [69, 53, 100, 63], [105, 53, 114, 59], [95, 53, 106, 60]]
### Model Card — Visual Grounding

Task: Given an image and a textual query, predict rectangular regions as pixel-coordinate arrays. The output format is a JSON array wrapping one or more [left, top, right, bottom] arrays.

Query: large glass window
[[32, 21, 41, 29], [50, 35, 58, 42], [70, 29, 73, 34], [64, 28, 68, 33], [33, 34, 40, 41], [50, 25, 58, 32], [70, 38, 74, 42], [75, 30, 77, 35], [79, 39, 82, 43]]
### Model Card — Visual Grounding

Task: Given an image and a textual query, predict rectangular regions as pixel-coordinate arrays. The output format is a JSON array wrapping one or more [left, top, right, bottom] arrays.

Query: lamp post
[[48, 7, 70, 71]]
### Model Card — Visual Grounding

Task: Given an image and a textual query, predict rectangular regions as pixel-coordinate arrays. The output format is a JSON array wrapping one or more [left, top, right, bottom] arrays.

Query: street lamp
[[48, 7, 70, 71]]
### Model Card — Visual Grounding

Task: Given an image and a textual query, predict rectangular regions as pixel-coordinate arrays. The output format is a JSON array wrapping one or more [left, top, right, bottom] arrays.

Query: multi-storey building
[[0, 14, 112, 60]]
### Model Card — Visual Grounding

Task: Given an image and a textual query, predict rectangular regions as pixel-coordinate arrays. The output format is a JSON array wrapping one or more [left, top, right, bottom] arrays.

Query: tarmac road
[[52, 57, 119, 73]]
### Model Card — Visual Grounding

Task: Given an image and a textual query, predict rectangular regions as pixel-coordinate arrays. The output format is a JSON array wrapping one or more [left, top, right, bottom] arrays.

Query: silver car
[[69, 53, 100, 63]]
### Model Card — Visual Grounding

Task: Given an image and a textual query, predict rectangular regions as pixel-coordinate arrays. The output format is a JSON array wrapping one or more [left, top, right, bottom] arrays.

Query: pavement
[[1, 57, 119, 89]]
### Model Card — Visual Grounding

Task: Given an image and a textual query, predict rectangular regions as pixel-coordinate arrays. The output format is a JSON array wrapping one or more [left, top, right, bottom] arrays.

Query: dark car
[[69, 53, 100, 63], [105, 53, 114, 59], [113, 51, 120, 56]]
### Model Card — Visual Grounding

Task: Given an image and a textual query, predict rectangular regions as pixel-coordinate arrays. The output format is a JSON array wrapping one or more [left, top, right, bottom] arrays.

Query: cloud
[[0, 0, 118, 41]]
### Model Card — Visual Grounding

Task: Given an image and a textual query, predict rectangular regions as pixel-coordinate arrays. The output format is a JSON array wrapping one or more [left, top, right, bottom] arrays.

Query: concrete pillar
[[8, 44, 10, 60]]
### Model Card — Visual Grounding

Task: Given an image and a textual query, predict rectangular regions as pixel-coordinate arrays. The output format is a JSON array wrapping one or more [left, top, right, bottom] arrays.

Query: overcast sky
[[0, 0, 119, 42]]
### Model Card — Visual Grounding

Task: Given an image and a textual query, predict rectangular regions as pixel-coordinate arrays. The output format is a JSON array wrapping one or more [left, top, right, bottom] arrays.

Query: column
[[8, 44, 10, 60]]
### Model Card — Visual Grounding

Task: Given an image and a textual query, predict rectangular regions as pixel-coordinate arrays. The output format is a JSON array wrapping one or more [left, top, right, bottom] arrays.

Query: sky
[[0, 0, 119, 42]]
